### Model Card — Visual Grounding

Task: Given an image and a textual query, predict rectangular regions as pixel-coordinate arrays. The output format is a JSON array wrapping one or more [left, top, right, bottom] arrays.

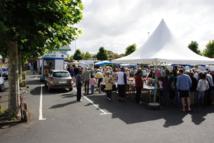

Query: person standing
[[76, 69, 83, 102], [95, 70, 104, 93], [206, 71, 214, 105], [117, 68, 127, 102], [197, 73, 209, 105], [82, 68, 90, 95], [189, 72, 198, 105], [169, 72, 177, 102], [176, 69, 192, 112], [134, 69, 143, 104], [73, 65, 79, 77], [206, 71, 214, 88], [89, 75, 96, 94], [104, 72, 113, 101]]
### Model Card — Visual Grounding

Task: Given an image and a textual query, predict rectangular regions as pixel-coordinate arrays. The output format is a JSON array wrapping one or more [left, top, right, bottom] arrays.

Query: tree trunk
[[18, 50, 22, 85], [21, 59, 26, 87], [18, 51, 26, 87], [8, 41, 19, 113]]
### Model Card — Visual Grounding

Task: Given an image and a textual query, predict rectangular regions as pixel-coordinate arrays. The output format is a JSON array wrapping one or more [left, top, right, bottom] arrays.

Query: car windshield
[[53, 72, 70, 77]]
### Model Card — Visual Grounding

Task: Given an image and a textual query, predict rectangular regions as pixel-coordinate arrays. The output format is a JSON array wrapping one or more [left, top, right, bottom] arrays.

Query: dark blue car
[[0, 67, 8, 80]]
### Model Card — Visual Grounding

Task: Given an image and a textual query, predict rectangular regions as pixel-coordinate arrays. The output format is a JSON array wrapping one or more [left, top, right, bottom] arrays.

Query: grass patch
[[0, 110, 17, 121]]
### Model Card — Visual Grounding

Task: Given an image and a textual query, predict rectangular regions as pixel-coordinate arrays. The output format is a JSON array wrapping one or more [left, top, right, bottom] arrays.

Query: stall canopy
[[95, 60, 112, 66], [113, 19, 214, 65]]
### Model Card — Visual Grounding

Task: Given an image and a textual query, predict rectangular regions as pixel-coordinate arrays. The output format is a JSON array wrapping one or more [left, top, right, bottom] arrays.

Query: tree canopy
[[188, 41, 200, 55], [125, 44, 136, 56], [0, 0, 83, 113], [73, 49, 82, 60], [96, 47, 108, 60], [0, 0, 83, 60], [106, 50, 120, 60], [203, 40, 214, 58], [82, 52, 92, 60]]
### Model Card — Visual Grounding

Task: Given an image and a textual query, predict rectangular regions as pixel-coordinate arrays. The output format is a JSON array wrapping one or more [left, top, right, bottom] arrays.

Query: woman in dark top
[[168, 72, 177, 102], [189, 72, 198, 105], [134, 69, 143, 104], [76, 68, 83, 102]]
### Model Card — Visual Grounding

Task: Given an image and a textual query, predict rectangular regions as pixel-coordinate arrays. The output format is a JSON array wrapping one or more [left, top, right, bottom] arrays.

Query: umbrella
[[95, 61, 112, 66]]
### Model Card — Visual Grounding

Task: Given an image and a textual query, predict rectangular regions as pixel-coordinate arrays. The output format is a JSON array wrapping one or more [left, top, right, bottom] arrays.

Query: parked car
[[0, 67, 8, 80], [0, 73, 5, 91], [46, 70, 73, 92]]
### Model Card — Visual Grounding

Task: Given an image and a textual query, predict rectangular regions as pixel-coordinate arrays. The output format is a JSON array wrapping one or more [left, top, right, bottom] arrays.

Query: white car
[[0, 74, 5, 91]]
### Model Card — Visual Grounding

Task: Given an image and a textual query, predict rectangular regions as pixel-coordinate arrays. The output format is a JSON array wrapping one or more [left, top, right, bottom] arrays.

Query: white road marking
[[39, 84, 46, 120], [83, 96, 112, 115]]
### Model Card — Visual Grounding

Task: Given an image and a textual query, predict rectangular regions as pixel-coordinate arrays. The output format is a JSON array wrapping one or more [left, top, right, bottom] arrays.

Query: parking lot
[[1, 75, 214, 143]]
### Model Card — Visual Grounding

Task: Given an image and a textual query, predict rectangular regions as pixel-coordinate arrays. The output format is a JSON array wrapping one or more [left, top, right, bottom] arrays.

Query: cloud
[[69, 0, 214, 54]]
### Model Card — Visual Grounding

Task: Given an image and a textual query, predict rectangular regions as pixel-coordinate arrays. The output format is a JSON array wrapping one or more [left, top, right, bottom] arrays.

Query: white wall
[[55, 60, 64, 70]]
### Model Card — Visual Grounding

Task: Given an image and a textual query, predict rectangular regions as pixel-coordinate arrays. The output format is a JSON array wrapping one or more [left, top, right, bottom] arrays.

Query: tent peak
[[159, 19, 168, 29], [161, 18, 165, 22]]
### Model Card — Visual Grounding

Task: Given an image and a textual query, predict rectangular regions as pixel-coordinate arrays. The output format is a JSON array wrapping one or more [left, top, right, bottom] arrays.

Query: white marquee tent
[[113, 19, 214, 65]]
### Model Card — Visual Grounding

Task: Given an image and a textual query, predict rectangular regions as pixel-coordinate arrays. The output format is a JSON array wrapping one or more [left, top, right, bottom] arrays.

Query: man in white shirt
[[206, 72, 214, 105], [117, 68, 127, 101], [206, 72, 214, 87]]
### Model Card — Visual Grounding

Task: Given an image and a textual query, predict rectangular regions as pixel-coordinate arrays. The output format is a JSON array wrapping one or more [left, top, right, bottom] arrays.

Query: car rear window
[[53, 72, 70, 77]]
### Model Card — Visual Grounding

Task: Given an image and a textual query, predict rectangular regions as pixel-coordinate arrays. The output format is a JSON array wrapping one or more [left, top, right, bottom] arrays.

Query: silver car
[[46, 70, 73, 91]]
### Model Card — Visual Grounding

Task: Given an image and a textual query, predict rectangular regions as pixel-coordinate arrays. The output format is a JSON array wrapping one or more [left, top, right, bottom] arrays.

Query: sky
[[69, 0, 214, 54]]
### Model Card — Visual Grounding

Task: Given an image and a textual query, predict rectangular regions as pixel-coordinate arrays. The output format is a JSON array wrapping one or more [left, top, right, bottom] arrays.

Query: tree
[[188, 41, 200, 55], [125, 44, 136, 56], [96, 47, 108, 60], [73, 49, 83, 61], [106, 50, 120, 60], [203, 40, 214, 58], [65, 55, 73, 62], [0, 0, 83, 113], [83, 52, 92, 60]]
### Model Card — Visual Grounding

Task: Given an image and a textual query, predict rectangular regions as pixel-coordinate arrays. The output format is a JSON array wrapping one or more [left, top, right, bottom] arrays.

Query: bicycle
[[18, 87, 29, 122]]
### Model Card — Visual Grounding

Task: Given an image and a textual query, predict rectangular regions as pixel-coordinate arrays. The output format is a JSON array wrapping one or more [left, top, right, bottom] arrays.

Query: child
[[89, 75, 96, 94]]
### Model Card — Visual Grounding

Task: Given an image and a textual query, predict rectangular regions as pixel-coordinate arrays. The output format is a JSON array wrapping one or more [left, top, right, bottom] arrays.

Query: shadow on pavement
[[61, 93, 76, 98], [0, 121, 22, 129], [50, 100, 78, 109], [30, 86, 70, 96], [85, 95, 214, 127], [30, 86, 41, 96], [190, 106, 214, 125], [27, 80, 42, 85]]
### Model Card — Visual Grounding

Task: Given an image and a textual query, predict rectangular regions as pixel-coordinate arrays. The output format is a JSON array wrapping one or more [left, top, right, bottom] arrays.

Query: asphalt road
[[1, 74, 214, 143]]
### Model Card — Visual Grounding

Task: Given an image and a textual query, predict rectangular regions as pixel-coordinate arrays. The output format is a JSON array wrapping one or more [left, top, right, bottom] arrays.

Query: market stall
[[113, 19, 214, 107]]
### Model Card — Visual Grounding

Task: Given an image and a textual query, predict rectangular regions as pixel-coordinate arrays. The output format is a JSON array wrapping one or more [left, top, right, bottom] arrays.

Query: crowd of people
[[67, 64, 214, 112]]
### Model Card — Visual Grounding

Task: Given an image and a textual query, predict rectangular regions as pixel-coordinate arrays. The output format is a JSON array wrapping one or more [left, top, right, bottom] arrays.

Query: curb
[[0, 120, 22, 126]]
